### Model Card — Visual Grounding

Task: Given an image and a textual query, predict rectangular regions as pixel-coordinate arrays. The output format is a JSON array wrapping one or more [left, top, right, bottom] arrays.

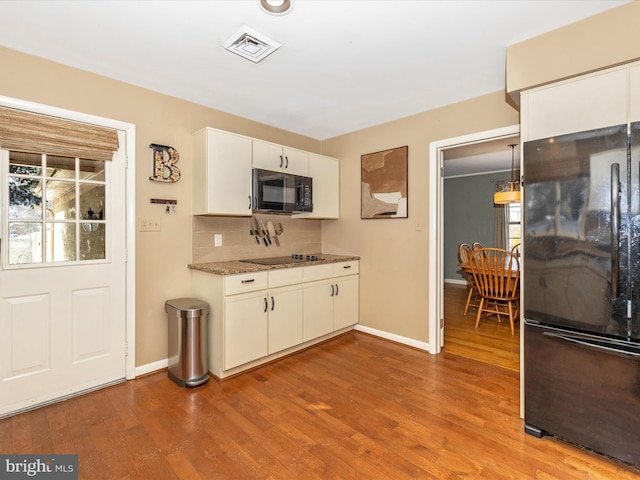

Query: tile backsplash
[[192, 214, 321, 264]]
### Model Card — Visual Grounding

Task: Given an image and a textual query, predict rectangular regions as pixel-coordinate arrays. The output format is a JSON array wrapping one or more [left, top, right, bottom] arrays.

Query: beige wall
[[0, 46, 322, 367], [321, 92, 519, 341], [10, 0, 628, 365], [506, 2, 640, 100]]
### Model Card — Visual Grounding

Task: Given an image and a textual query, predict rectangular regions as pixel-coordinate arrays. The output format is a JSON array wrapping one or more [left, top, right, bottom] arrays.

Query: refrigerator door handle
[[611, 162, 621, 299], [543, 331, 640, 359]]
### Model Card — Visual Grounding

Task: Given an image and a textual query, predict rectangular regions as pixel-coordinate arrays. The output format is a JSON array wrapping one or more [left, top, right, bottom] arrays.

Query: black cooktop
[[241, 254, 323, 266]]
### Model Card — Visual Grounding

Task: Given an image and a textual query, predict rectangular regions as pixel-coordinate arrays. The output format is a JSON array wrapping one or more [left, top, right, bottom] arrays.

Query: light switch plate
[[214, 234, 223, 247], [139, 217, 161, 232]]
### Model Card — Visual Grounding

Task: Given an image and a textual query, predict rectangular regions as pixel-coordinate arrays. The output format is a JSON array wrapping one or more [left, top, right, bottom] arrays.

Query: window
[[507, 202, 521, 251], [7, 150, 107, 265]]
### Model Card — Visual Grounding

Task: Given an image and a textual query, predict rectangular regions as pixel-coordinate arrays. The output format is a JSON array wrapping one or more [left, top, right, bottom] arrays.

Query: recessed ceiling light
[[259, 0, 292, 15]]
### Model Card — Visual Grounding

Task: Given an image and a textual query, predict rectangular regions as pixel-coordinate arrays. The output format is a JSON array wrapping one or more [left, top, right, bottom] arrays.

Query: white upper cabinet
[[193, 127, 340, 218], [308, 153, 339, 219], [193, 127, 253, 216], [253, 139, 309, 176], [521, 67, 628, 142], [629, 64, 640, 123]]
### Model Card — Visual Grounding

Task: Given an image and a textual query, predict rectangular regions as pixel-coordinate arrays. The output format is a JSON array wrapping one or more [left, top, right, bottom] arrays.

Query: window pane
[[46, 155, 76, 179], [46, 223, 76, 262], [8, 222, 43, 264], [9, 176, 43, 219], [79, 158, 105, 181], [80, 226, 106, 260], [509, 204, 521, 222], [46, 179, 76, 219], [9, 151, 42, 175], [80, 184, 105, 221]]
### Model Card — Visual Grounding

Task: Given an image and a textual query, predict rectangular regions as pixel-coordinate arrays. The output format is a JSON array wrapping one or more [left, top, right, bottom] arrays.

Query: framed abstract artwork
[[361, 146, 408, 219]]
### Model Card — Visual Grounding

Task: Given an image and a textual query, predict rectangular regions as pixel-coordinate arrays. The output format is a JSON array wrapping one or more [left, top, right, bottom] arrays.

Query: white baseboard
[[135, 358, 168, 377], [136, 325, 433, 377], [354, 324, 430, 352], [445, 278, 467, 285]]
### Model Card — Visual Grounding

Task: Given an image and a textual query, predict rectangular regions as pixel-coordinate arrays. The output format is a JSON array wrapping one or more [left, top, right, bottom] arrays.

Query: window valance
[[0, 106, 119, 161]]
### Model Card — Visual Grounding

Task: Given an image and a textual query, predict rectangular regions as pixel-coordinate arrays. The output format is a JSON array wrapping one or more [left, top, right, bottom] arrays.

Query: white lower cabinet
[[224, 284, 303, 370], [267, 286, 303, 354], [303, 261, 359, 341], [303, 273, 359, 341], [191, 260, 358, 379], [224, 291, 268, 370], [303, 281, 335, 341], [333, 275, 359, 331]]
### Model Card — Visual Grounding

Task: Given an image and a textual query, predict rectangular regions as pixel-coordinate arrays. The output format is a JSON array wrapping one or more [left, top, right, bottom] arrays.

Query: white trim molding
[[429, 124, 520, 355]]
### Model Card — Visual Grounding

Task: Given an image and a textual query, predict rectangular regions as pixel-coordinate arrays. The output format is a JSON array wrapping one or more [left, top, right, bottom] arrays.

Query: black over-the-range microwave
[[252, 168, 313, 214]]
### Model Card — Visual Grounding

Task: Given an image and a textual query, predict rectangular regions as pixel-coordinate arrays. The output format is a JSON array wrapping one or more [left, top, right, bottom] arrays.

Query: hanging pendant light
[[494, 143, 521, 204]]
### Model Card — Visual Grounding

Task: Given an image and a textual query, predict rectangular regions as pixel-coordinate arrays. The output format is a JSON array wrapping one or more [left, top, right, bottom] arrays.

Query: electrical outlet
[[415, 221, 423, 231], [214, 234, 223, 247]]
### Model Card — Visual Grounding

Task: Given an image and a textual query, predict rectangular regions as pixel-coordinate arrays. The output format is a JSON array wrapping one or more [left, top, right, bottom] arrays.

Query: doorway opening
[[428, 125, 520, 370]]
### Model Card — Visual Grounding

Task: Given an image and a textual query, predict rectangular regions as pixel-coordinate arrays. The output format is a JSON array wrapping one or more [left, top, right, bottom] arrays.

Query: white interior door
[[0, 130, 127, 417]]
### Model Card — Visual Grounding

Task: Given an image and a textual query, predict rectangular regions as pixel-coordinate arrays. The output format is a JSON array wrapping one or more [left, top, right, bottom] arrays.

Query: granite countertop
[[189, 254, 360, 276]]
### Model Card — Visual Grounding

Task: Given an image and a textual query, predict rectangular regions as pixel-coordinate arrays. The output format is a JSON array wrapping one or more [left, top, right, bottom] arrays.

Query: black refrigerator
[[523, 123, 640, 468]]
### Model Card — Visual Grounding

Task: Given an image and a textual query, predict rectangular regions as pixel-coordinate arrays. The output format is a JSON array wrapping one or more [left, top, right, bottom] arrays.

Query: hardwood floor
[[1, 331, 638, 479], [443, 282, 520, 372]]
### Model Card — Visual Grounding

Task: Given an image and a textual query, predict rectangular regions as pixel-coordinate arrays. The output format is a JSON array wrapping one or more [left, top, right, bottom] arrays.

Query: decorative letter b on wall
[[149, 144, 181, 183]]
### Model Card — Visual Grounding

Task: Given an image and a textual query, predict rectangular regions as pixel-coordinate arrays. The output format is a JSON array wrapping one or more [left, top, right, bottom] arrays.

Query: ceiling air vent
[[223, 26, 281, 63]]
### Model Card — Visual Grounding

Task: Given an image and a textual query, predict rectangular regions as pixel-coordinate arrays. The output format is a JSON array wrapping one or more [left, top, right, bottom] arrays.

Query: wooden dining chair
[[469, 247, 520, 335], [458, 243, 479, 314], [472, 242, 484, 251]]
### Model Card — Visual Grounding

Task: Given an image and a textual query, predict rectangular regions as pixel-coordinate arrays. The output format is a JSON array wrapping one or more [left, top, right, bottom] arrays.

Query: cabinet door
[[302, 281, 334, 342], [253, 139, 284, 171], [308, 153, 339, 219], [224, 292, 268, 369], [193, 128, 252, 216], [253, 140, 309, 176], [268, 286, 303, 354], [333, 276, 359, 330], [629, 64, 640, 123], [282, 147, 309, 176], [522, 68, 627, 142]]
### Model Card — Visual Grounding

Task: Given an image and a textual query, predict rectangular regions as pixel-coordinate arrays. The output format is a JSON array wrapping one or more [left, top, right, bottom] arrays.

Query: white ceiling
[[443, 136, 520, 178], [0, 0, 629, 173]]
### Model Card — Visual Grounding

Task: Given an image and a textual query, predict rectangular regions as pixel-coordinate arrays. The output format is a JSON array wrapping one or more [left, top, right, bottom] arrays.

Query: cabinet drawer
[[303, 263, 334, 282], [269, 267, 303, 288], [333, 261, 359, 277], [224, 271, 268, 295]]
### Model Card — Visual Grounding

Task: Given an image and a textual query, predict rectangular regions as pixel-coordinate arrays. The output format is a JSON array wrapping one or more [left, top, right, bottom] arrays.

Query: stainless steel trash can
[[166, 298, 209, 387]]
